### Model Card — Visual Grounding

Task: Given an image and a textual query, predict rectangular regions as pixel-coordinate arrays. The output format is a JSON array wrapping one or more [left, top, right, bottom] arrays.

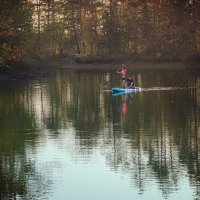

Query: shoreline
[[0, 60, 199, 82], [62, 61, 199, 71]]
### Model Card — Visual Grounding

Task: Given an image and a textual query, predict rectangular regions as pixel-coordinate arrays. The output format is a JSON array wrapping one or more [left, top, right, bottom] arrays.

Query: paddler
[[117, 64, 127, 88], [126, 75, 135, 89]]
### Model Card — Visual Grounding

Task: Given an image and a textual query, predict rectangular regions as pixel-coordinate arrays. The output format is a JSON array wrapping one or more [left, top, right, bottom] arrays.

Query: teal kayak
[[112, 87, 141, 94]]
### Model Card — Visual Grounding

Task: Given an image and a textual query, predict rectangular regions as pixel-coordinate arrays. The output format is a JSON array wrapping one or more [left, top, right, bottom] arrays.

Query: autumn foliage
[[0, 0, 32, 68], [0, 0, 200, 68]]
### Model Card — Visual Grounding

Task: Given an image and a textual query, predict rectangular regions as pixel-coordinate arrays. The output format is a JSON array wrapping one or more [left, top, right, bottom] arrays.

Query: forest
[[0, 0, 200, 68]]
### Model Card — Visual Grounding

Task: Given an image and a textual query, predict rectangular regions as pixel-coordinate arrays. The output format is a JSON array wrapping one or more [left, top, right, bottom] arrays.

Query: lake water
[[0, 67, 200, 200]]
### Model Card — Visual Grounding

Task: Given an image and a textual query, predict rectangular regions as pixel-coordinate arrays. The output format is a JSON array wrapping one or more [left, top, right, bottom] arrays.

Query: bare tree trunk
[[37, 0, 42, 55], [70, 2, 81, 54]]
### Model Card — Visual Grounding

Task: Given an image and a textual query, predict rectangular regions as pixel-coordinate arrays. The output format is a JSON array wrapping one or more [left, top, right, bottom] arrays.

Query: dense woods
[[0, 0, 32, 67], [0, 0, 200, 67]]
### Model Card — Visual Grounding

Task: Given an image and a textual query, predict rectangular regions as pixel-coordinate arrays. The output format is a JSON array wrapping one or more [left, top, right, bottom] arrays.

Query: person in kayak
[[117, 64, 127, 88], [126, 75, 135, 88]]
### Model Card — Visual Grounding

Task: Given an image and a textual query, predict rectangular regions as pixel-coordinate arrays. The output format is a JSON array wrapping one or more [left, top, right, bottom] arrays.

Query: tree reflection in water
[[0, 69, 199, 199]]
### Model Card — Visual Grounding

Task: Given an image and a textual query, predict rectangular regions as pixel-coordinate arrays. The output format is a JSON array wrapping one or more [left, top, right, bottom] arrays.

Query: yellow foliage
[[0, 43, 24, 66]]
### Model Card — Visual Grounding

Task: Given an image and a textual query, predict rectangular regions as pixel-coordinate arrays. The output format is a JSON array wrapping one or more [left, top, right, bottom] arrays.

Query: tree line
[[0, 0, 200, 67]]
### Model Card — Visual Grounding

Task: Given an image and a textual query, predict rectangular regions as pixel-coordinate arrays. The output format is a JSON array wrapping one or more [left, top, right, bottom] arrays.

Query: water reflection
[[0, 69, 199, 199]]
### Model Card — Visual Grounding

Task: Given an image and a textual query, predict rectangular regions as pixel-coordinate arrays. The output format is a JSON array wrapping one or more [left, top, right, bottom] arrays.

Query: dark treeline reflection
[[0, 69, 200, 199], [0, 82, 52, 199]]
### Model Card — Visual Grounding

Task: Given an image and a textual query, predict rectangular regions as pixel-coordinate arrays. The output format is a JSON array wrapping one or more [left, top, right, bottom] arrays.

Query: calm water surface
[[0, 67, 200, 200]]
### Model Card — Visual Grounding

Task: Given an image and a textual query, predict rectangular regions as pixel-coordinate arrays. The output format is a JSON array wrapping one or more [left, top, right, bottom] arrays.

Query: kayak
[[112, 87, 141, 94]]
